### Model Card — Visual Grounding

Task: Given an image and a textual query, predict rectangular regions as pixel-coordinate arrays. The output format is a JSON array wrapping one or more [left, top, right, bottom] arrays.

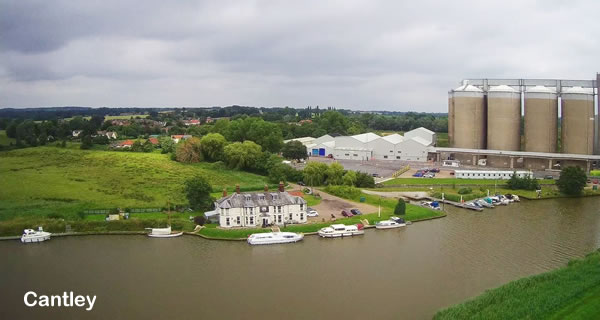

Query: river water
[[2, 197, 600, 320]]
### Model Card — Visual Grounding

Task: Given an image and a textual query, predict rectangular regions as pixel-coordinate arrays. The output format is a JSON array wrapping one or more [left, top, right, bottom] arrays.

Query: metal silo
[[452, 84, 485, 149], [561, 86, 594, 154], [487, 85, 521, 151], [524, 86, 558, 153], [448, 93, 454, 147]]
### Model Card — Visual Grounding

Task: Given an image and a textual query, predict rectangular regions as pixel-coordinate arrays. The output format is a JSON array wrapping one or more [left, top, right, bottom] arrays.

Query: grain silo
[[561, 86, 594, 154], [487, 85, 521, 151], [448, 93, 454, 147], [524, 85, 558, 153], [452, 84, 486, 149]]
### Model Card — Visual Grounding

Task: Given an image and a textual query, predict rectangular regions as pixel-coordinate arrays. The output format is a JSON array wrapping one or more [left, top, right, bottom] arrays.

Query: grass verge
[[434, 249, 600, 320]]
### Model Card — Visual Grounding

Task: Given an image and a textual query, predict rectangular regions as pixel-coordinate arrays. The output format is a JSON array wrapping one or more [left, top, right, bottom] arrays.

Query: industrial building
[[286, 127, 436, 161], [446, 75, 600, 172]]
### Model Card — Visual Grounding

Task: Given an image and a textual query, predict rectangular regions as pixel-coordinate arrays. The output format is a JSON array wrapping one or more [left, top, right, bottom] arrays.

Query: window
[[258, 195, 265, 200], [236, 217, 240, 224], [277, 206, 282, 213], [345, 153, 350, 156], [396, 156, 400, 159], [278, 215, 282, 223], [353, 154, 358, 156], [389, 150, 393, 153], [250, 217, 254, 224], [398, 151, 401, 153], [289, 214, 293, 220], [300, 204, 304, 210], [226, 218, 230, 226], [300, 213, 304, 220], [225, 208, 229, 215]]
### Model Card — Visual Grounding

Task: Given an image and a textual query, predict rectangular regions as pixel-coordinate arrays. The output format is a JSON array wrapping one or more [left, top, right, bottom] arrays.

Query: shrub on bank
[[457, 187, 472, 194], [324, 185, 362, 199]]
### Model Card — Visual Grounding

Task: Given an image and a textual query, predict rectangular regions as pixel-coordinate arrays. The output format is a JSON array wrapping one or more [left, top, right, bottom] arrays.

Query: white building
[[404, 127, 436, 146], [284, 136, 315, 145], [454, 170, 533, 180], [333, 132, 380, 160], [215, 184, 307, 228]]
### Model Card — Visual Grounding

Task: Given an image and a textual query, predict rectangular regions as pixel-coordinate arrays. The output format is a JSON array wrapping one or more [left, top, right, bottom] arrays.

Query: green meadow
[[0, 146, 268, 223], [0, 130, 15, 146]]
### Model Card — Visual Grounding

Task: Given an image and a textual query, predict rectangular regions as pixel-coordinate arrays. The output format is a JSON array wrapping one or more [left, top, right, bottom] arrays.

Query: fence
[[392, 165, 411, 178], [83, 208, 163, 215]]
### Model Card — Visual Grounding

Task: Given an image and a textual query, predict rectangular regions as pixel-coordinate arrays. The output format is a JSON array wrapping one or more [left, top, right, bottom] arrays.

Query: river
[[2, 197, 600, 319]]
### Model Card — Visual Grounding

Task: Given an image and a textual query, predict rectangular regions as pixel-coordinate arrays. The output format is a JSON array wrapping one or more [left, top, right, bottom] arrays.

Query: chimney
[[222, 188, 227, 197], [236, 184, 240, 194], [264, 184, 268, 192], [278, 181, 284, 192]]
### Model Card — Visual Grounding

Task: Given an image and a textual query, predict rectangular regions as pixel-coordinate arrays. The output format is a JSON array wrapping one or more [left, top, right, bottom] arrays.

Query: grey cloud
[[1, 0, 599, 111]]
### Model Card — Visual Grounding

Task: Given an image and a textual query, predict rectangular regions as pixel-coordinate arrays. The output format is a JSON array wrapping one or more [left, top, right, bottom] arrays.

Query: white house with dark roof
[[215, 183, 307, 228]]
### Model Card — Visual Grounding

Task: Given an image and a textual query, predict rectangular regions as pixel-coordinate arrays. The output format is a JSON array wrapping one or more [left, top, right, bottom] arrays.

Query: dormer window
[[271, 193, 278, 200], [258, 195, 265, 200], [244, 195, 251, 201]]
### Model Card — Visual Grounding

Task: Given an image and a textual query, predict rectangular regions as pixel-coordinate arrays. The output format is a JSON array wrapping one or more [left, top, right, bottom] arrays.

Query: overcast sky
[[1, 0, 598, 112]]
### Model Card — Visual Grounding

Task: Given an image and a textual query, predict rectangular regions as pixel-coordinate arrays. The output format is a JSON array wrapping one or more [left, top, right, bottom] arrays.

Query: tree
[[557, 166, 587, 195], [131, 140, 144, 152], [176, 137, 203, 163], [201, 133, 227, 161], [184, 176, 213, 211], [159, 137, 175, 154], [326, 162, 344, 185], [80, 135, 93, 149], [194, 215, 207, 226], [394, 198, 406, 215], [343, 170, 357, 186], [282, 141, 307, 161], [355, 171, 375, 188], [303, 162, 328, 188], [223, 141, 263, 169], [142, 140, 154, 153]]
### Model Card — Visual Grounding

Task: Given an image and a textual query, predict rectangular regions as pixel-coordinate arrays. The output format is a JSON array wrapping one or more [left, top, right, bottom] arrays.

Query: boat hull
[[318, 230, 364, 238], [148, 232, 183, 238], [247, 232, 304, 245], [375, 224, 406, 229]]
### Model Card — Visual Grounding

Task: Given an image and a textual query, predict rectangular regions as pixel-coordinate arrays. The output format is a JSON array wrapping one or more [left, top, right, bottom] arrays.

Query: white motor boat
[[21, 227, 51, 243], [318, 224, 364, 238], [476, 199, 494, 208], [376, 217, 406, 229], [247, 232, 304, 245], [147, 226, 183, 238]]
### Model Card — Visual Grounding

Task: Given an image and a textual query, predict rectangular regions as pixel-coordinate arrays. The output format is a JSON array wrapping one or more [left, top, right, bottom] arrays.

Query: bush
[[194, 215, 207, 226], [394, 198, 406, 215], [323, 185, 362, 199], [557, 166, 587, 196], [506, 173, 540, 190], [355, 171, 375, 188], [457, 187, 472, 194]]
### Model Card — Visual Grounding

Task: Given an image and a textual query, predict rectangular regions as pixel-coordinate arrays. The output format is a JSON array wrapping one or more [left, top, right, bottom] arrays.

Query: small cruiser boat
[[21, 227, 51, 243], [146, 226, 183, 238], [376, 217, 406, 229], [247, 232, 304, 245], [476, 199, 494, 208], [318, 224, 364, 238]]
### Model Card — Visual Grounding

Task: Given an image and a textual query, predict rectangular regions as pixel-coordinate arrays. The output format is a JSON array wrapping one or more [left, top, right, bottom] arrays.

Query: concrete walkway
[[362, 190, 430, 199]]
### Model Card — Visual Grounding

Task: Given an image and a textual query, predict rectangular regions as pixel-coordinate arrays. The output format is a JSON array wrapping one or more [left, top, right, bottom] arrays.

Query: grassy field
[[434, 249, 600, 320], [0, 130, 15, 146], [304, 194, 322, 207], [383, 177, 555, 186], [62, 114, 148, 121], [0, 146, 268, 228]]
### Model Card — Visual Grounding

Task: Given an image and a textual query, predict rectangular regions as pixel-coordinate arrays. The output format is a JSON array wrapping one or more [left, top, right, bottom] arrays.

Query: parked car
[[350, 209, 362, 215], [297, 181, 306, 186], [372, 173, 380, 177], [430, 168, 440, 173], [424, 173, 435, 178], [307, 208, 319, 217], [412, 172, 424, 177], [341, 210, 353, 217], [543, 175, 554, 180]]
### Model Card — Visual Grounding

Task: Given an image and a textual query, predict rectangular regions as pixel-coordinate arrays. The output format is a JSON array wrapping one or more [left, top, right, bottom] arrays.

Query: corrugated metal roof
[[351, 132, 381, 143], [381, 133, 404, 144]]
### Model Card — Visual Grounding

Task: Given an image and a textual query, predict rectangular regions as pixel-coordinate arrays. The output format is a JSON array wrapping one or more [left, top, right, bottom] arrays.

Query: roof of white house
[[406, 127, 435, 135], [408, 136, 431, 146], [381, 134, 404, 144], [284, 137, 315, 144], [322, 141, 335, 148], [215, 191, 306, 209], [351, 132, 381, 143]]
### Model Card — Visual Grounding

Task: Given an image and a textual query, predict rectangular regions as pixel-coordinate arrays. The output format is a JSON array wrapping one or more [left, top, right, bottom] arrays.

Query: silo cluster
[[449, 80, 597, 155]]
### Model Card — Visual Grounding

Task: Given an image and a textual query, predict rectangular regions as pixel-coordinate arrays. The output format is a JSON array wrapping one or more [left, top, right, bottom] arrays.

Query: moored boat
[[318, 224, 364, 238], [146, 226, 183, 238], [247, 232, 304, 245], [376, 217, 406, 229], [21, 227, 51, 243]]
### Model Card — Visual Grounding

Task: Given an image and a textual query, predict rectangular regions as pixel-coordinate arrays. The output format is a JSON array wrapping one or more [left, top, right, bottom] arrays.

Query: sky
[[1, 0, 598, 112]]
